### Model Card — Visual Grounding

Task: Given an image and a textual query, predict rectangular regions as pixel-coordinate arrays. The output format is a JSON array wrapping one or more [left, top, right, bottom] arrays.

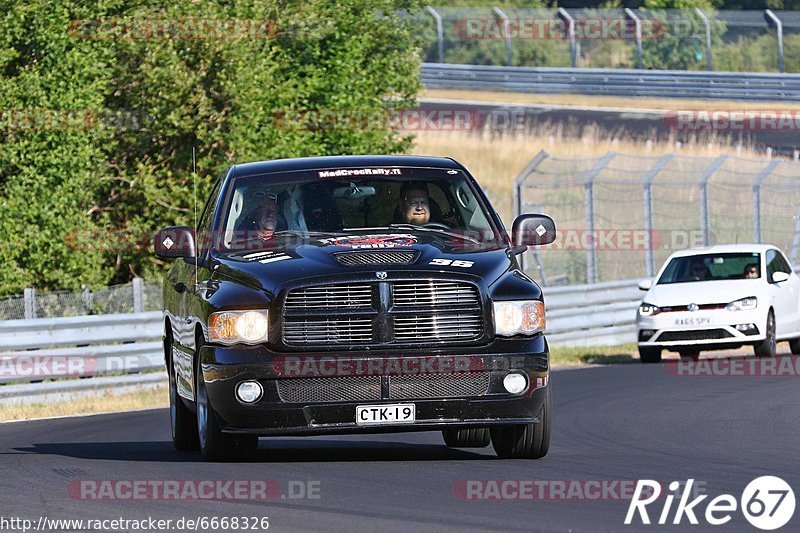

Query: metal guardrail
[[421, 63, 800, 101]]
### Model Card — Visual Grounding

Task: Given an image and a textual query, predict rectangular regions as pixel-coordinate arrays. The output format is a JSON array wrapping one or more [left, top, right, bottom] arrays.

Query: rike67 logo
[[626, 477, 795, 530]]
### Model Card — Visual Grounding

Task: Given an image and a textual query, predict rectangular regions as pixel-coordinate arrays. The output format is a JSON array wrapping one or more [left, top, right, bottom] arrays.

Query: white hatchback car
[[637, 244, 800, 362]]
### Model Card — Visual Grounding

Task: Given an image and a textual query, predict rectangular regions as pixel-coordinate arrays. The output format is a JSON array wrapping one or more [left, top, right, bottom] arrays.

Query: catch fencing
[[515, 150, 800, 286], [410, 7, 799, 73]]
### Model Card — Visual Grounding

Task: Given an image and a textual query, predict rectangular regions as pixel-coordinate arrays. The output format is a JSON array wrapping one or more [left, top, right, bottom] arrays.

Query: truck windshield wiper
[[386, 224, 483, 244]]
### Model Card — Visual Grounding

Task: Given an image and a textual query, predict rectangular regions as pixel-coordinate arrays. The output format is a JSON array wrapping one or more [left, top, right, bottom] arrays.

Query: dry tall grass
[[411, 127, 768, 225]]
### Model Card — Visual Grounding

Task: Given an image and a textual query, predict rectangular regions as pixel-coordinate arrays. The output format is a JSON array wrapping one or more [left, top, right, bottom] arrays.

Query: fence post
[[625, 8, 643, 70], [765, 10, 784, 73], [133, 278, 144, 313], [558, 8, 577, 68], [23, 288, 36, 319], [512, 150, 550, 276], [425, 6, 445, 64], [752, 159, 780, 244], [584, 152, 616, 284], [493, 7, 513, 66], [642, 154, 673, 277], [694, 8, 713, 71], [699, 155, 728, 247]]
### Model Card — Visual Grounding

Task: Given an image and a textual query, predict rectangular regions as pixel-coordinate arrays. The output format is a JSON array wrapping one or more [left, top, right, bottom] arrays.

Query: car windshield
[[217, 167, 500, 251], [657, 252, 761, 284]]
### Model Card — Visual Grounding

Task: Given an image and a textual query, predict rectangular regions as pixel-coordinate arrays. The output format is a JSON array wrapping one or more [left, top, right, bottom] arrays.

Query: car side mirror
[[154, 226, 196, 259], [638, 279, 653, 291], [771, 271, 790, 284], [512, 214, 556, 248]]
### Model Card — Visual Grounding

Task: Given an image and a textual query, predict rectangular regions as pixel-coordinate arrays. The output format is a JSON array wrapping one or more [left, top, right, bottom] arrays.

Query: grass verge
[[423, 88, 800, 112], [550, 343, 639, 367], [0, 384, 168, 423]]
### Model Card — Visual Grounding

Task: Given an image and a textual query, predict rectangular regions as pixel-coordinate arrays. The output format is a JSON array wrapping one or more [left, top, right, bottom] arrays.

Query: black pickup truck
[[155, 155, 556, 461]]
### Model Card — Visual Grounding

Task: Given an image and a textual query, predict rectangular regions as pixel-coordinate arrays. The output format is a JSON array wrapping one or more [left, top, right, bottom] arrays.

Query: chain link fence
[[516, 151, 800, 286], [412, 7, 794, 73], [0, 279, 162, 320]]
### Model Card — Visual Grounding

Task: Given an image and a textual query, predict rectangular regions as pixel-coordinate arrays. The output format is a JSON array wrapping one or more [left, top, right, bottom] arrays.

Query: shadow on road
[[13, 438, 491, 463]]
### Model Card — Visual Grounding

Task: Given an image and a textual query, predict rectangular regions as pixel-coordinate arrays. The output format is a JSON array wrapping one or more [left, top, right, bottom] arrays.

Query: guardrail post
[[695, 8, 713, 71], [133, 278, 144, 313], [752, 159, 780, 243], [790, 210, 800, 265], [699, 155, 728, 247], [493, 7, 513, 66], [512, 150, 550, 276], [558, 8, 577, 68], [642, 154, 673, 277], [23, 288, 36, 319], [625, 8, 643, 70], [766, 10, 784, 73], [584, 153, 615, 284], [425, 6, 445, 64]]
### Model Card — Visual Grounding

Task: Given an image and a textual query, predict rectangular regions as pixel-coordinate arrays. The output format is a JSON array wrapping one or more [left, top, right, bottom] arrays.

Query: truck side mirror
[[512, 214, 557, 247], [154, 226, 197, 259]]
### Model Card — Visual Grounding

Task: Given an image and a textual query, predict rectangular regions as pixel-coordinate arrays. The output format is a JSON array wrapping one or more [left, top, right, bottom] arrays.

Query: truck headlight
[[209, 310, 269, 344], [638, 303, 660, 317], [726, 297, 757, 311], [494, 301, 545, 336]]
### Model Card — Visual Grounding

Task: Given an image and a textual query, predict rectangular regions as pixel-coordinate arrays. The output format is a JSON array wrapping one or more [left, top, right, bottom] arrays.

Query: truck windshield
[[217, 168, 501, 250], [657, 252, 761, 284]]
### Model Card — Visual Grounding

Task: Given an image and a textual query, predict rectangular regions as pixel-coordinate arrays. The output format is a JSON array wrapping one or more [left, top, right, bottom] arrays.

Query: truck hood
[[211, 232, 513, 294]]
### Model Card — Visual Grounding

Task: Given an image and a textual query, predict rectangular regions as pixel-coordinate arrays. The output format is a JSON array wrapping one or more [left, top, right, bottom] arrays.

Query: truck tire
[[166, 330, 199, 451], [442, 428, 490, 448], [491, 386, 551, 459], [195, 339, 258, 462]]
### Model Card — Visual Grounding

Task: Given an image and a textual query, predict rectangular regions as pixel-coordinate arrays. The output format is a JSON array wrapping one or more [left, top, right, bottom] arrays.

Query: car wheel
[[790, 337, 800, 355], [166, 330, 199, 451], [195, 338, 258, 462], [678, 349, 700, 360], [442, 428, 490, 448], [754, 310, 777, 357], [490, 386, 551, 459], [638, 346, 662, 363]]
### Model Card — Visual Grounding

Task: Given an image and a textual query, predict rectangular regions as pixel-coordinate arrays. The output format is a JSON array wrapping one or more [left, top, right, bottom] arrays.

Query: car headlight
[[638, 303, 660, 317], [494, 301, 545, 336], [726, 297, 757, 311], [208, 310, 269, 344]]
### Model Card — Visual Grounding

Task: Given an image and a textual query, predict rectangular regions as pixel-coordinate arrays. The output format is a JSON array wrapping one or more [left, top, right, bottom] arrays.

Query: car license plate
[[675, 317, 711, 326], [356, 404, 415, 425]]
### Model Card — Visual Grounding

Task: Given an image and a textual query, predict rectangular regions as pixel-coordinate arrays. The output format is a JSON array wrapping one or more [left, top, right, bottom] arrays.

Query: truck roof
[[231, 155, 461, 177]]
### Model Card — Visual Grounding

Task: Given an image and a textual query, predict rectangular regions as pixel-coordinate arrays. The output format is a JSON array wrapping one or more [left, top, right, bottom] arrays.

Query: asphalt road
[[2, 361, 799, 532], [419, 99, 800, 154]]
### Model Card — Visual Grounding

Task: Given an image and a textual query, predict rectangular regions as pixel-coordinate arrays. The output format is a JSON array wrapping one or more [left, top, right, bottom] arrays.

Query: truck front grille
[[282, 280, 483, 348], [276, 372, 491, 403]]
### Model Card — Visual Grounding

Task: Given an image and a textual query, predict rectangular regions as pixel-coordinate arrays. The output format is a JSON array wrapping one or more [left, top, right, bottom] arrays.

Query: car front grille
[[393, 280, 480, 307], [389, 372, 490, 399], [282, 317, 373, 345], [656, 329, 734, 342], [394, 313, 483, 343], [276, 372, 491, 403], [277, 376, 382, 403], [284, 283, 372, 310], [333, 251, 418, 266], [282, 280, 483, 348]]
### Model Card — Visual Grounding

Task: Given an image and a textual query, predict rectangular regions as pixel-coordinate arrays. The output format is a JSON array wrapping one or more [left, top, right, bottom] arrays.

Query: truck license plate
[[356, 404, 415, 425]]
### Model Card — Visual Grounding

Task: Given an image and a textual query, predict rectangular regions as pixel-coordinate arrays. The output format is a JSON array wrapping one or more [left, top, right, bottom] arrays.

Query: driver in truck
[[399, 181, 431, 225]]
